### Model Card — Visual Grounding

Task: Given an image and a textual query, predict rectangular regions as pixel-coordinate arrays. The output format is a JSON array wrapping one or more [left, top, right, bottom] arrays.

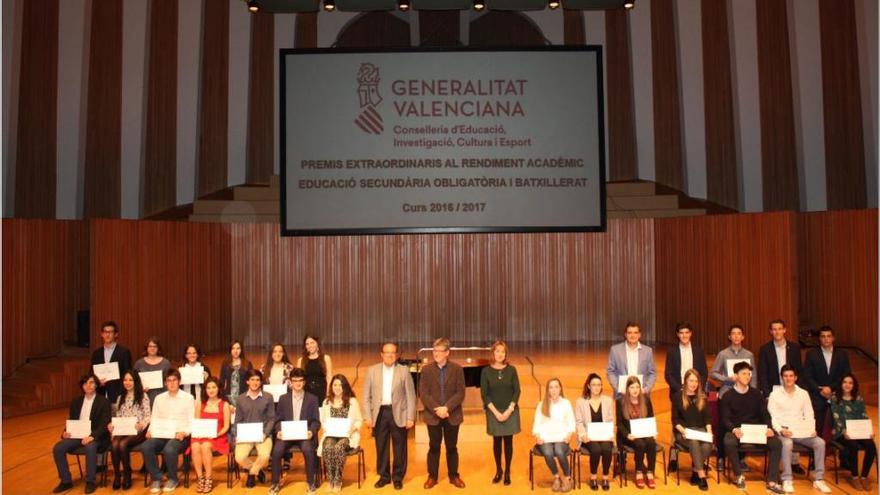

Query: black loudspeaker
[[77, 310, 90, 348]]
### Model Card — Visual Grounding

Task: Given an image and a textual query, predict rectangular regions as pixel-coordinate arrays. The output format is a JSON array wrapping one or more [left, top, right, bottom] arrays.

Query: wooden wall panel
[[13, 0, 58, 218], [229, 220, 656, 347], [798, 209, 877, 356], [246, 13, 274, 185], [701, 0, 738, 210], [651, 0, 685, 191], [756, 0, 799, 211], [83, 0, 123, 219], [335, 12, 410, 48], [469, 12, 546, 47], [2, 220, 89, 376], [654, 212, 799, 352], [819, 0, 867, 209], [419, 10, 460, 47], [605, 9, 637, 181], [294, 12, 317, 49], [196, 0, 229, 196], [89, 219, 232, 361], [142, 0, 178, 217], [563, 10, 585, 46]]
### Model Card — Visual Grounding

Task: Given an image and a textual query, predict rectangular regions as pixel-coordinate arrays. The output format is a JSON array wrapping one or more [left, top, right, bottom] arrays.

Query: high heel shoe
[[122, 470, 132, 490], [503, 473, 511, 485], [112, 474, 121, 490], [492, 470, 503, 484]]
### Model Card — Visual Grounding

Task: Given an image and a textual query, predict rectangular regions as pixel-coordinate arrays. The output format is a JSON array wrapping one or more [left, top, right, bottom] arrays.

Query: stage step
[[2, 352, 90, 418], [189, 214, 279, 223], [193, 200, 279, 215], [234, 186, 280, 201], [608, 208, 706, 219], [606, 181, 656, 196], [607, 194, 679, 211]]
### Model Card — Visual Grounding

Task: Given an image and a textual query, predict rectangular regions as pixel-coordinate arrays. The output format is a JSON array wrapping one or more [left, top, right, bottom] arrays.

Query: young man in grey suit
[[362, 342, 416, 490], [606, 322, 657, 399]]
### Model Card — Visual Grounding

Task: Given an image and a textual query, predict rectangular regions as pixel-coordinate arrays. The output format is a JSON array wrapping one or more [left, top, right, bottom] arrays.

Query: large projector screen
[[281, 47, 606, 236]]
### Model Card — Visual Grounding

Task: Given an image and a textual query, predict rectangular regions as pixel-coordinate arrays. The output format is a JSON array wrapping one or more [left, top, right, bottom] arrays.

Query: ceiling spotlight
[[398, 0, 410, 11], [324, 0, 336, 12], [247, 0, 259, 13], [549, 0, 560, 9], [624, 0, 635, 9], [473, 0, 485, 11]]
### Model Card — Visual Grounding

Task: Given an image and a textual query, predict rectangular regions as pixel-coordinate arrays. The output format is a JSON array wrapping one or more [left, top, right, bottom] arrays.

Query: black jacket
[[801, 347, 851, 403], [273, 391, 321, 441], [90, 344, 133, 404], [67, 394, 112, 449], [757, 340, 802, 396], [664, 343, 709, 395]]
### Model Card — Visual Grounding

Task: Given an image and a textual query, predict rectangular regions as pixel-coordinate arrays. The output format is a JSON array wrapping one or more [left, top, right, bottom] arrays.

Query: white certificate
[[740, 424, 768, 444], [66, 419, 92, 439], [179, 365, 204, 385], [281, 420, 309, 441], [139, 370, 164, 390], [149, 418, 178, 439], [586, 422, 614, 441], [684, 428, 713, 443], [111, 417, 138, 436], [262, 385, 288, 403], [324, 418, 352, 438], [785, 418, 815, 439], [191, 418, 218, 439], [617, 374, 644, 394], [725, 358, 750, 377], [93, 362, 120, 382], [629, 417, 658, 439], [236, 422, 264, 443], [846, 419, 874, 440]]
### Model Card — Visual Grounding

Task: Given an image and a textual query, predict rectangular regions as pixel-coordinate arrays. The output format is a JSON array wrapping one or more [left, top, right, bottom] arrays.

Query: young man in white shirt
[[767, 364, 831, 494], [142, 369, 195, 493]]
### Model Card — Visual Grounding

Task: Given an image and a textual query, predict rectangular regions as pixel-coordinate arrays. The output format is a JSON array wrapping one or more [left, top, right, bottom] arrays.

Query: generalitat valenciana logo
[[354, 62, 383, 135]]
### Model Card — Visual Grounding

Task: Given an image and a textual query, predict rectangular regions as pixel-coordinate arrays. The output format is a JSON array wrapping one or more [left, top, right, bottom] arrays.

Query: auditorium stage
[[3, 344, 876, 494]]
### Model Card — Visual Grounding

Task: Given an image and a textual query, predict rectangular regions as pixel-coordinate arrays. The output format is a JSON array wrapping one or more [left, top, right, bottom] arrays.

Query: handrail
[[525, 355, 543, 401]]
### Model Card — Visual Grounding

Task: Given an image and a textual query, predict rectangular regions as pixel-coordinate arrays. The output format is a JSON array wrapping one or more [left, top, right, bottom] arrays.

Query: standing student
[[261, 343, 294, 387], [90, 321, 133, 404], [142, 369, 195, 494], [617, 376, 659, 489], [52, 374, 112, 494], [420, 337, 467, 489], [133, 337, 172, 404], [534, 378, 576, 493], [480, 340, 521, 486], [575, 374, 615, 491], [179, 344, 211, 401], [830, 373, 876, 491], [318, 374, 363, 492], [710, 325, 758, 396], [297, 335, 333, 400], [361, 342, 416, 490], [234, 369, 275, 489], [108, 370, 151, 490], [671, 369, 713, 491], [270, 368, 321, 495], [802, 326, 851, 434], [219, 339, 253, 410], [665, 323, 708, 398], [757, 319, 802, 397], [767, 365, 831, 493], [719, 361, 783, 493], [607, 322, 657, 398], [190, 377, 230, 493]]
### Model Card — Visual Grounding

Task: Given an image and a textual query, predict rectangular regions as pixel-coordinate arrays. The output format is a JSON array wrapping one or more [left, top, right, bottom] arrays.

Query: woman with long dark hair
[[180, 343, 211, 399], [575, 373, 615, 491], [671, 369, 712, 490], [296, 335, 332, 399], [318, 374, 363, 492], [190, 377, 230, 493], [261, 343, 293, 386], [219, 340, 253, 407], [132, 336, 172, 404], [617, 376, 658, 489], [108, 370, 150, 490], [831, 373, 877, 490]]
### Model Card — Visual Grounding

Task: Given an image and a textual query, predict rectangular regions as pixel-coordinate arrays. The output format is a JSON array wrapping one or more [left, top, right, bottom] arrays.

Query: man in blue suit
[[269, 368, 321, 495], [607, 322, 657, 399]]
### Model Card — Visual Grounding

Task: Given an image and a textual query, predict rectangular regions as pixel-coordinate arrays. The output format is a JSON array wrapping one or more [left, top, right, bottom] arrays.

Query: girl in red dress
[[190, 377, 230, 493]]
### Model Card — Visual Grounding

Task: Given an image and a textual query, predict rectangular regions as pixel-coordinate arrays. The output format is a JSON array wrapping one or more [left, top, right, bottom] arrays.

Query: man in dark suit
[[802, 326, 851, 433], [270, 368, 321, 495], [757, 319, 802, 397], [89, 321, 132, 404], [52, 373, 112, 494], [419, 337, 466, 489], [664, 322, 709, 472]]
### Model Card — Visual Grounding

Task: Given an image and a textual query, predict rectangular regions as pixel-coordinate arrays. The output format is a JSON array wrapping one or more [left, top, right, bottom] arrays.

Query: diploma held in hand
[[324, 418, 352, 438], [111, 417, 138, 436], [617, 374, 644, 394], [149, 418, 178, 439], [629, 417, 658, 439], [93, 362, 120, 382], [192, 419, 219, 439], [740, 424, 768, 444], [684, 428, 713, 443], [179, 365, 204, 385], [139, 370, 164, 390], [586, 422, 614, 441], [281, 420, 309, 441], [786, 418, 815, 438], [262, 385, 287, 403], [236, 422, 264, 443], [846, 419, 874, 440], [725, 359, 750, 377], [66, 420, 92, 439]]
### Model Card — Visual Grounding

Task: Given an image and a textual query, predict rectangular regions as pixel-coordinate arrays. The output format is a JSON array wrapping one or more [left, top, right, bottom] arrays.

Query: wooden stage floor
[[3, 343, 877, 494]]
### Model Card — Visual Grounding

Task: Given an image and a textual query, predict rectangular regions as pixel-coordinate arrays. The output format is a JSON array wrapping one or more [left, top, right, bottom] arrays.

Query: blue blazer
[[606, 341, 657, 397], [273, 391, 321, 440]]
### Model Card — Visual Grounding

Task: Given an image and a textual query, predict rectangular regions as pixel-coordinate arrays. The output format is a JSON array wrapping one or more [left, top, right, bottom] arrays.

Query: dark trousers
[[585, 441, 613, 475], [54, 438, 99, 484], [374, 406, 408, 482], [839, 438, 877, 478], [427, 419, 460, 480], [722, 432, 782, 483], [271, 439, 317, 486], [141, 438, 186, 483], [623, 437, 657, 475], [811, 399, 829, 435]]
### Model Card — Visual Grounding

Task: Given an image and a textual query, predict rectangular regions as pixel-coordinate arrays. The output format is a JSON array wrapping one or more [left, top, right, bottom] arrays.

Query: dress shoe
[[590, 479, 599, 491], [698, 478, 708, 491], [423, 478, 438, 489], [601, 479, 610, 491], [504, 474, 511, 485], [113, 475, 122, 490], [257, 470, 266, 484], [492, 470, 503, 484], [85, 482, 97, 494], [245, 474, 256, 488], [646, 477, 656, 489], [393, 480, 403, 490], [450, 477, 466, 488], [374, 479, 391, 488], [52, 482, 73, 493], [122, 471, 133, 490]]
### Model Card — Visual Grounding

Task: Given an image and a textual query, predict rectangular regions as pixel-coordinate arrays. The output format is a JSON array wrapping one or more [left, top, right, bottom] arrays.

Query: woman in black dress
[[296, 334, 332, 399]]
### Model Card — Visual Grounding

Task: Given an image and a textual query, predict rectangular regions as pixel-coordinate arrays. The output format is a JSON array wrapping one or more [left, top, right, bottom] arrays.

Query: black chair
[[723, 443, 768, 484], [233, 442, 322, 488], [574, 443, 620, 489], [528, 444, 577, 490], [619, 442, 667, 486], [130, 442, 190, 488], [790, 442, 815, 480], [71, 445, 110, 487], [320, 447, 366, 489], [668, 440, 719, 485], [827, 438, 880, 484]]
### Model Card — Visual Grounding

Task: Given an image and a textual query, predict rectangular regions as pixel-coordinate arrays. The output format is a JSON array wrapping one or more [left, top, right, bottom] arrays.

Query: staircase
[[2, 347, 90, 418]]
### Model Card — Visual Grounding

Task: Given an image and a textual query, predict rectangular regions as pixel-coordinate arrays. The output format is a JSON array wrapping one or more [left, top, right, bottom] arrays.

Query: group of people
[[51, 320, 874, 495]]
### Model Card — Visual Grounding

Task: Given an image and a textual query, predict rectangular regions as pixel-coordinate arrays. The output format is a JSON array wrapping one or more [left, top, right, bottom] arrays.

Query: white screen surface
[[281, 48, 606, 235]]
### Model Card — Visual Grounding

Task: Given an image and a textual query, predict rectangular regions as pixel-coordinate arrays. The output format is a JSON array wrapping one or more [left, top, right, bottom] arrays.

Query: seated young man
[[720, 361, 784, 493], [768, 364, 832, 493], [233, 369, 275, 488], [141, 369, 195, 493], [269, 368, 321, 495]]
